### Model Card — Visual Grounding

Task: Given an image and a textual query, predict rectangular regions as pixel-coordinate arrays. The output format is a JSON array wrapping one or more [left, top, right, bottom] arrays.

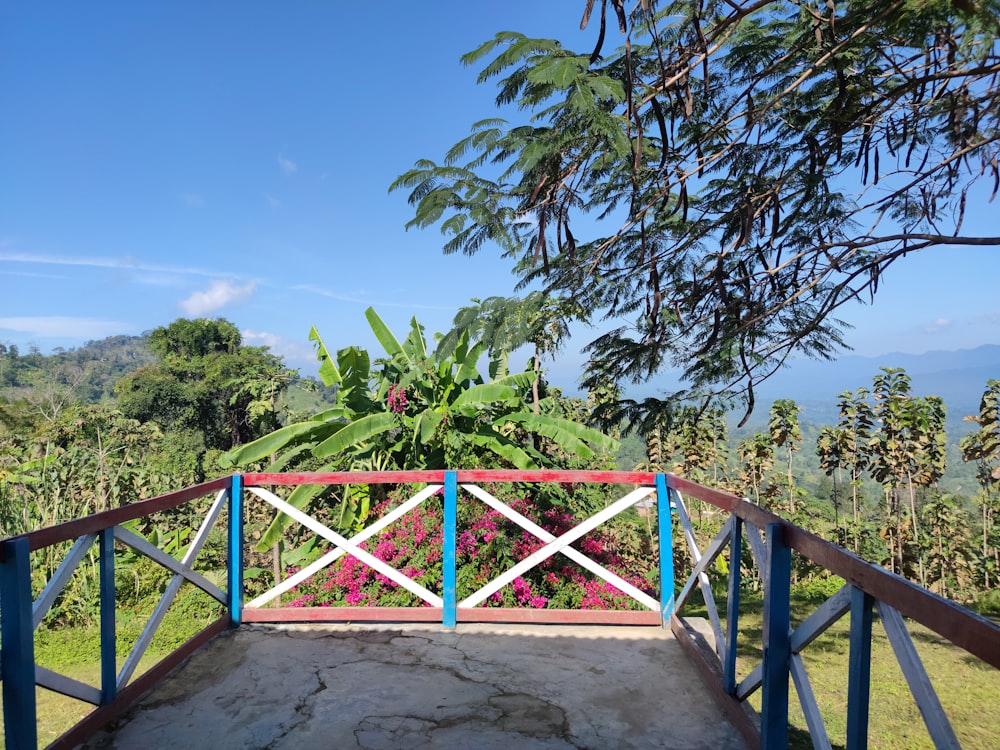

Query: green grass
[[689, 590, 1000, 749], [0, 586, 225, 749]]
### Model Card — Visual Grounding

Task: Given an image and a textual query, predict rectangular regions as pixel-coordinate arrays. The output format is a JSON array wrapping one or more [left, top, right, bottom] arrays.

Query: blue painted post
[[655, 474, 674, 625], [761, 522, 791, 749], [1, 536, 39, 749], [99, 528, 118, 704], [228, 473, 244, 627], [724, 517, 743, 695], [442, 471, 458, 629], [846, 586, 874, 750]]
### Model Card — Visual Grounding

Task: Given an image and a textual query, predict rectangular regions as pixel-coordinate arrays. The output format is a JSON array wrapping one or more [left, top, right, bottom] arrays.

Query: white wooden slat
[[182, 489, 229, 567], [674, 502, 733, 662], [744, 524, 768, 591], [460, 484, 659, 611], [248, 547, 343, 609], [36, 665, 102, 705], [674, 517, 734, 611], [33, 533, 98, 629], [672, 490, 702, 562], [113, 527, 227, 604], [790, 653, 833, 750], [737, 662, 763, 700], [877, 602, 961, 750], [697, 568, 725, 662], [118, 489, 229, 688], [246, 485, 441, 608], [246, 487, 442, 607], [459, 486, 657, 608], [790, 585, 851, 654]]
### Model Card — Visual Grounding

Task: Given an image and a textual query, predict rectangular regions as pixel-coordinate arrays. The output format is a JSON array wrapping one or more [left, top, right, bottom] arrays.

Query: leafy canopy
[[391, 0, 1000, 424], [223, 309, 617, 545]]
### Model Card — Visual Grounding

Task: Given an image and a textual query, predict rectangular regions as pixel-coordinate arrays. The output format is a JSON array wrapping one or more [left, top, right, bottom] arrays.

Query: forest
[[1, 313, 997, 618]]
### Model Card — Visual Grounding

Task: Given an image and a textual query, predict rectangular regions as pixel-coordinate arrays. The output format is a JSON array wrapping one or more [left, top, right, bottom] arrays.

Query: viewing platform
[[3, 470, 998, 748], [82, 622, 747, 749]]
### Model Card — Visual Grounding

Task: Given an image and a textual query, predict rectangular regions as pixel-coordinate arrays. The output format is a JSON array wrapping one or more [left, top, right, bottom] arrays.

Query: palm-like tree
[[738, 432, 774, 507], [768, 399, 802, 516], [960, 380, 1000, 590], [836, 388, 874, 553]]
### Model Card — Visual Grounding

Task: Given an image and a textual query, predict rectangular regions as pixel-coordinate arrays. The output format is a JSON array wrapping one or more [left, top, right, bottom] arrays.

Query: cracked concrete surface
[[83, 623, 748, 750]]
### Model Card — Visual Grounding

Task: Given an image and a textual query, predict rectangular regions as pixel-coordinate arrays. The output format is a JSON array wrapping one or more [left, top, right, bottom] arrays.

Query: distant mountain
[[745, 344, 1000, 428], [628, 344, 999, 430]]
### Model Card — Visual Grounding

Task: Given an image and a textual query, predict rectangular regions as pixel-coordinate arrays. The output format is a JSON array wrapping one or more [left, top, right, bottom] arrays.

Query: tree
[[769, 399, 802, 516], [868, 367, 946, 579], [815, 425, 848, 533], [869, 368, 913, 573], [392, 1, 1000, 422], [738, 432, 776, 507], [960, 379, 1000, 589], [116, 318, 293, 451], [442, 292, 584, 416], [224, 308, 617, 547], [835, 388, 875, 551]]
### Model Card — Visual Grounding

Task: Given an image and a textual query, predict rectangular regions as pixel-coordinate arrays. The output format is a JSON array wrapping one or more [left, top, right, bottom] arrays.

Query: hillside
[[746, 344, 1000, 428], [0, 333, 332, 418]]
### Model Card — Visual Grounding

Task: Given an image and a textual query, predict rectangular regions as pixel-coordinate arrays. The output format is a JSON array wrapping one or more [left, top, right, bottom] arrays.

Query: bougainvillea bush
[[285, 486, 658, 610]]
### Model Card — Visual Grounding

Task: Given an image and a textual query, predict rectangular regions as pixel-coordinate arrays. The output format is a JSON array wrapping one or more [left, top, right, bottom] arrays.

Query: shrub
[[285, 486, 657, 611]]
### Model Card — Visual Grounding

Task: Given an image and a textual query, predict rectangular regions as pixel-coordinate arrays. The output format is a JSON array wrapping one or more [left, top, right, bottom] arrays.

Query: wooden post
[[655, 474, 675, 624], [724, 517, 743, 695], [228, 473, 244, 626], [99, 528, 118, 703], [846, 586, 874, 750], [443, 471, 458, 629], [761, 522, 790, 749], [1, 536, 38, 749]]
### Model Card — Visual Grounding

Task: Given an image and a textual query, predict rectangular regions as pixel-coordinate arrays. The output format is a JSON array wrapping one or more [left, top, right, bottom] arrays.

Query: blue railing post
[[761, 522, 791, 749], [846, 586, 874, 750], [442, 471, 458, 629], [1, 536, 39, 749], [655, 474, 674, 625], [99, 527, 118, 704], [724, 517, 743, 695], [228, 473, 244, 627]]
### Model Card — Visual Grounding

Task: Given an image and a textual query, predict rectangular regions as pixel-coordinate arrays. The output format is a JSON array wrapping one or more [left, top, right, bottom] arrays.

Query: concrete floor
[[83, 623, 749, 750]]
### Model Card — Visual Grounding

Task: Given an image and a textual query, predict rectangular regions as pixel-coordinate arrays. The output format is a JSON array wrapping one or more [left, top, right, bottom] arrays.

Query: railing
[[2, 470, 998, 749], [665, 474, 1000, 749]]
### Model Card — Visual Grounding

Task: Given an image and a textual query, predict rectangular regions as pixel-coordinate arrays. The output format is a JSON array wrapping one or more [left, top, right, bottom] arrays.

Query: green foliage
[[392, 1, 1000, 425], [149, 317, 241, 359], [225, 308, 618, 547], [117, 318, 295, 451]]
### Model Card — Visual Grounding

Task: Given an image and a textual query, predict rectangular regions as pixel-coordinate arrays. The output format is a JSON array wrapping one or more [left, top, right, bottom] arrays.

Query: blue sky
[[2, 2, 998, 390]]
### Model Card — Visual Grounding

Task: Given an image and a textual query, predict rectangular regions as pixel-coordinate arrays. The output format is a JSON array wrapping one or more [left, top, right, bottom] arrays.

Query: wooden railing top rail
[[1, 477, 231, 556], [241, 470, 661, 486]]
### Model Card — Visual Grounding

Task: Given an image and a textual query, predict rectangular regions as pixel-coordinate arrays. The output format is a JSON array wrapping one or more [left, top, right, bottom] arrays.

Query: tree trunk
[[907, 473, 925, 587]]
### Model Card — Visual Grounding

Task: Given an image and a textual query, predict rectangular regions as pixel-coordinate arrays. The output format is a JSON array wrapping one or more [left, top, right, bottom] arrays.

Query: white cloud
[[292, 284, 454, 311], [242, 329, 314, 364], [922, 317, 954, 334], [0, 316, 128, 340], [180, 280, 257, 316], [277, 154, 297, 175], [0, 250, 231, 280]]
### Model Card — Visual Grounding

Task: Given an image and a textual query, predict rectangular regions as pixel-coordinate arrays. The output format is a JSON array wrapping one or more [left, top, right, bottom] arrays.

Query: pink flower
[[387, 384, 409, 413]]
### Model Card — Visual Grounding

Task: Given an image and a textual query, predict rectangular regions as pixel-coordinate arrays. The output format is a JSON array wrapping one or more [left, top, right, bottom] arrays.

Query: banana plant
[[223, 308, 617, 548]]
